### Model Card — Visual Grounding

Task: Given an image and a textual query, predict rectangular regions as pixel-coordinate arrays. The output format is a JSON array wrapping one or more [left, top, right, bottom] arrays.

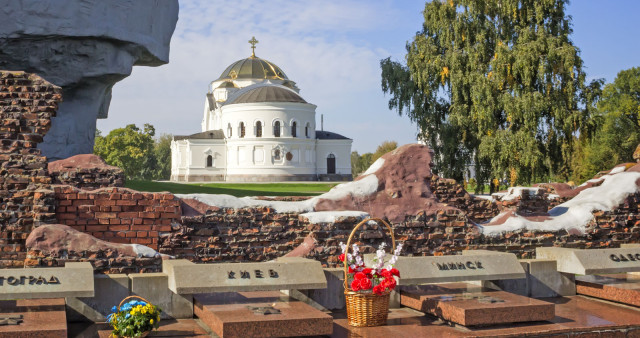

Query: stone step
[[70, 319, 211, 337], [194, 291, 333, 338], [0, 298, 66, 338], [400, 283, 555, 326], [576, 273, 640, 307]]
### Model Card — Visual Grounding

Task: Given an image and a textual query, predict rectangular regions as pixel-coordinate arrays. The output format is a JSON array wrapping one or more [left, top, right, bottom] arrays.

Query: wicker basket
[[344, 217, 395, 327], [110, 295, 153, 338]]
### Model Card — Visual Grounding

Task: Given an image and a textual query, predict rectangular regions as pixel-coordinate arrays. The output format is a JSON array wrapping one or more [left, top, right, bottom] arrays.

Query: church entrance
[[327, 154, 336, 174]]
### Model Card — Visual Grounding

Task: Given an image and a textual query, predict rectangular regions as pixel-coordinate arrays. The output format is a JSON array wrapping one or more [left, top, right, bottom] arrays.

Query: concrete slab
[[576, 273, 640, 307], [0, 298, 67, 338], [0, 262, 93, 300], [395, 252, 525, 285], [66, 273, 130, 322], [194, 291, 333, 337], [400, 283, 555, 326], [164, 258, 327, 294], [536, 247, 640, 275], [129, 273, 193, 320]]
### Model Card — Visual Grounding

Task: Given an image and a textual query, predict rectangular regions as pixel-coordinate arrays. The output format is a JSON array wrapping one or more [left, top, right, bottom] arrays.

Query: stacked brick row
[[25, 249, 163, 274], [49, 162, 125, 190], [430, 176, 499, 222], [495, 188, 550, 215], [54, 186, 181, 250], [0, 71, 60, 268], [166, 207, 306, 262]]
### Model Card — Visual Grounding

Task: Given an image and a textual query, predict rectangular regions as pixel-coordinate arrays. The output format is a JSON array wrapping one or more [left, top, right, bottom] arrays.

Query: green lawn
[[125, 180, 338, 197]]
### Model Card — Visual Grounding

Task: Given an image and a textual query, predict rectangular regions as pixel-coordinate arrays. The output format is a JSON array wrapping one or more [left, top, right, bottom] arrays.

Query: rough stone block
[[524, 259, 575, 297], [129, 273, 193, 320]]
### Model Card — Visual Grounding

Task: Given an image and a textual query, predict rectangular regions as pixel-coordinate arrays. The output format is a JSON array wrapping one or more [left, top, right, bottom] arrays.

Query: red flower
[[380, 269, 392, 278], [354, 272, 366, 280], [382, 277, 397, 290], [338, 253, 345, 262], [390, 268, 400, 277], [359, 278, 372, 290], [350, 279, 361, 291], [372, 284, 384, 295], [362, 268, 372, 275], [348, 266, 354, 274]]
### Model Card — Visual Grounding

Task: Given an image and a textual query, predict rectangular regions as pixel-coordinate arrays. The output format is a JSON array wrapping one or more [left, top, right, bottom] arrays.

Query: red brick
[[109, 225, 130, 231], [86, 225, 108, 232], [109, 219, 120, 225], [136, 231, 147, 237], [125, 232, 136, 238]]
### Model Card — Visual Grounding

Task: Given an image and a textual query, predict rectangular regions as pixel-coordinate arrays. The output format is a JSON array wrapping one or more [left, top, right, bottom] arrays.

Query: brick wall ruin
[[2, 70, 640, 274], [0, 71, 60, 268]]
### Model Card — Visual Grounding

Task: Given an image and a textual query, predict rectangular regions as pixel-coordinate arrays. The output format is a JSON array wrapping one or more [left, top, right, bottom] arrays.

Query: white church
[[170, 38, 353, 182]]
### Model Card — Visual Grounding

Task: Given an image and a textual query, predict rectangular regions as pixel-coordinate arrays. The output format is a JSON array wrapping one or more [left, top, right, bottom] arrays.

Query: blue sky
[[99, 0, 640, 154]]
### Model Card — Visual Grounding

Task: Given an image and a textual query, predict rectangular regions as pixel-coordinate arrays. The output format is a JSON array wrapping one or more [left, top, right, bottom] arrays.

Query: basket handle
[[343, 217, 395, 290], [118, 295, 151, 311]]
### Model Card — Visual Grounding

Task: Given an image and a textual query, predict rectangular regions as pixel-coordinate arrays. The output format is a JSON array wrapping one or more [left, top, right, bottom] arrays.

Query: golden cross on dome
[[248, 36, 259, 57]]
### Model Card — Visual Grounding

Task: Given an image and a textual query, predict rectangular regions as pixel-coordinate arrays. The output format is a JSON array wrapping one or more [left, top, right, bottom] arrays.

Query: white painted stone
[[163, 258, 327, 294], [0, 262, 93, 300], [536, 247, 640, 275]]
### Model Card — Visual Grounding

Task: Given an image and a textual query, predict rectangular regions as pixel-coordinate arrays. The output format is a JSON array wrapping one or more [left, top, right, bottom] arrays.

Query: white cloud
[[99, 0, 421, 152]]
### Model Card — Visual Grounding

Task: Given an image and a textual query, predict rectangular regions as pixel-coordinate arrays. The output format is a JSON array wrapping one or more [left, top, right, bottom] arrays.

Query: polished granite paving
[[67, 295, 640, 337], [577, 273, 640, 307]]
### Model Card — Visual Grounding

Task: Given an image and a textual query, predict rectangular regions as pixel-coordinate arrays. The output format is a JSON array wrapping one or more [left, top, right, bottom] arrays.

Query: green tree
[[154, 133, 173, 180], [381, 0, 587, 187], [351, 151, 373, 177], [94, 124, 157, 180], [571, 67, 640, 182], [372, 140, 398, 162]]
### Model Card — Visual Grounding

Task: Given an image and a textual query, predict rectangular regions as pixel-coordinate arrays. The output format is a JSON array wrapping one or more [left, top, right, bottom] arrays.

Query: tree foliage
[[381, 0, 587, 187], [94, 124, 171, 180], [351, 140, 398, 177], [571, 67, 640, 182]]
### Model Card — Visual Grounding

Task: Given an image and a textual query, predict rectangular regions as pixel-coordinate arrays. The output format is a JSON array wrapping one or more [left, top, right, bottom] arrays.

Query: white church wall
[[316, 139, 353, 179]]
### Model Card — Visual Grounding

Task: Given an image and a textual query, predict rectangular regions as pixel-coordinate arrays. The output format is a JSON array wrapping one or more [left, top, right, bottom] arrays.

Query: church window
[[292, 121, 297, 137], [305, 123, 310, 138], [256, 121, 262, 137], [274, 148, 281, 160], [240, 122, 245, 138], [227, 123, 232, 137], [206, 155, 213, 167], [274, 121, 281, 137]]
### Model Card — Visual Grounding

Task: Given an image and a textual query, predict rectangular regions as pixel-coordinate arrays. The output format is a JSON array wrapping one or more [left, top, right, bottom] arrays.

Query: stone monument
[[0, 0, 179, 160]]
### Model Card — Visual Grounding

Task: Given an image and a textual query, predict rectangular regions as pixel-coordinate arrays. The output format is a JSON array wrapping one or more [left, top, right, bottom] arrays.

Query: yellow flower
[[150, 319, 154, 324]]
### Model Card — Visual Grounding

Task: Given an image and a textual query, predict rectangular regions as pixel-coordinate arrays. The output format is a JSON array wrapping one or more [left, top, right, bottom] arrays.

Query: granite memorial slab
[[194, 291, 332, 338], [0, 298, 67, 337], [394, 251, 526, 285], [164, 258, 326, 294], [0, 262, 93, 300], [400, 283, 555, 326], [575, 273, 640, 307], [536, 247, 640, 275]]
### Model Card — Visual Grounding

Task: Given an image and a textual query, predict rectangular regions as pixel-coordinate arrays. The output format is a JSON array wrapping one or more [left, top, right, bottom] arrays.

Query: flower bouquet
[[107, 296, 162, 338], [342, 218, 403, 327]]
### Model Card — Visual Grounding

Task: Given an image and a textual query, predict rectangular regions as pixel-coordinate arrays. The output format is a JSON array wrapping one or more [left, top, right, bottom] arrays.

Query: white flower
[[339, 242, 347, 254], [352, 243, 360, 255]]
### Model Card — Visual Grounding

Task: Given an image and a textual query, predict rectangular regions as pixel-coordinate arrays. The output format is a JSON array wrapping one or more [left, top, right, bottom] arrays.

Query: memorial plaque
[[395, 251, 525, 285], [400, 283, 555, 326], [576, 274, 640, 307], [536, 247, 640, 275], [164, 258, 327, 294], [0, 262, 93, 300], [194, 291, 333, 337]]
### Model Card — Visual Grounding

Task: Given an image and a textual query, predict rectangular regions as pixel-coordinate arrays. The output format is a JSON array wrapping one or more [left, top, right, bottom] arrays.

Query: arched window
[[291, 121, 297, 137], [239, 122, 245, 138], [227, 123, 232, 137], [274, 148, 281, 160], [274, 121, 281, 137], [256, 121, 262, 137], [206, 155, 213, 167], [327, 154, 336, 174], [305, 123, 310, 138]]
